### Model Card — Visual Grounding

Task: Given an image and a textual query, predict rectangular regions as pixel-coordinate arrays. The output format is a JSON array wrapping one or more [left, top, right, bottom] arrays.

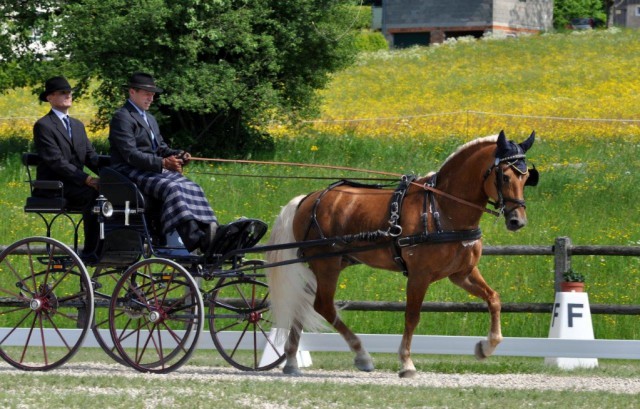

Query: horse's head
[[483, 130, 539, 231]]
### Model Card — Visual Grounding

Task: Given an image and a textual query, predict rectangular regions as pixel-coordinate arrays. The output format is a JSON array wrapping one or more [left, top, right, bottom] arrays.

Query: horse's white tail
[[266, 195, 328, 340]]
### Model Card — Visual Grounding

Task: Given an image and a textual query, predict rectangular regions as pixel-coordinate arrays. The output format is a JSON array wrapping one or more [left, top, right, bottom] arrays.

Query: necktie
[[63, 116, 72, 140], [141, 112, 158, 150]]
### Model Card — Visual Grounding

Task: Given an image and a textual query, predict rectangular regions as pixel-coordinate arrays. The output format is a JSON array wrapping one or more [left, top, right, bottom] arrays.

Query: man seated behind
[[33, 76, 101, 257], [108, 72, 218, 254]]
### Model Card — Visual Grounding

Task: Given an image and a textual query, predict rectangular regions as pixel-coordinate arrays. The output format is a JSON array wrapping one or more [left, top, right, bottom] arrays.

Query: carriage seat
[[99, 167, 147, 211], [98, 167, 166, 244], [22, 152, 110, 213]]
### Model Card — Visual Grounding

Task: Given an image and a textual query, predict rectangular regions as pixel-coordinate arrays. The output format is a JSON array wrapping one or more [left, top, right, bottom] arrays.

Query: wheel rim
[[108, 258, 203, 373], [208, 266, 285, 371], [0, 237, 93, 371]]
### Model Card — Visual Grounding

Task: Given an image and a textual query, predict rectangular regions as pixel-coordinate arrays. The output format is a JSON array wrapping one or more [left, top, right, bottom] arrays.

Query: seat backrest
[[22, 152, 111, 213], [99, 167, 146, 209]]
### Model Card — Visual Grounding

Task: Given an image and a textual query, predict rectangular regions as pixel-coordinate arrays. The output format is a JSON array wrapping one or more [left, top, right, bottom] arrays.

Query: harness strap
[[388, 175, 416, 275], [397, 228, 482, 247]]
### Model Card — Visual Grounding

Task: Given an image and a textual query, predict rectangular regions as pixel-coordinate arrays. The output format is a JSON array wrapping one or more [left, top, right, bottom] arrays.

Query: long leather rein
[[188, 156, 506, 218]]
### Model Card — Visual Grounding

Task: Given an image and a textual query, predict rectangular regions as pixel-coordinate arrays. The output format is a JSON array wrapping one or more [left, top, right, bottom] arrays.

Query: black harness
[[302, 175, 482, 277], [387, 174, 482, 276], [299, 133, 539, 278]]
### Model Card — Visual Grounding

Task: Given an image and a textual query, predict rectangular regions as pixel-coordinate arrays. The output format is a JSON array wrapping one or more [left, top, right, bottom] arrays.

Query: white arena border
[[1, 329, 639, 360]]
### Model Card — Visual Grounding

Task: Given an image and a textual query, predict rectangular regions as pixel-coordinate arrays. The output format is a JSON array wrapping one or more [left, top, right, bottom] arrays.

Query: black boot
[[175, 220, 205, 253], [200, 222, 219, 255]]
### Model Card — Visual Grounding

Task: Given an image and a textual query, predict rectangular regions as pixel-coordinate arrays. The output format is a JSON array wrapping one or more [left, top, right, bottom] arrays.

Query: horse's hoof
[[355, 357, 374, 372], [398, 369, 417, 379], [282, 365, 301, 376], [474, 341, 487, 360]]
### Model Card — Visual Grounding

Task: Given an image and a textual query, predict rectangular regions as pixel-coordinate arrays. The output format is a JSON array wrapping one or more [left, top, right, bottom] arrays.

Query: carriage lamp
[[93, 195, 114, 240], [93, 195, 114, 218]]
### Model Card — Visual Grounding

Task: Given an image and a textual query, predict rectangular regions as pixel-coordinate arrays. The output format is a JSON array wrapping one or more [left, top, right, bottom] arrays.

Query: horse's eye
[[502, 174, 510, 184]]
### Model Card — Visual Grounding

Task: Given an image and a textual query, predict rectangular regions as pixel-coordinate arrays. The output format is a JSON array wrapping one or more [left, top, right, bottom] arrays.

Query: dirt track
[[5, 362, 639, 394]]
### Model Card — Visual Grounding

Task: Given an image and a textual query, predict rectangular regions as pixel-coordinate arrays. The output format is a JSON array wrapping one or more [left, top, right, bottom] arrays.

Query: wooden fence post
[[554, 236, 572, 292]]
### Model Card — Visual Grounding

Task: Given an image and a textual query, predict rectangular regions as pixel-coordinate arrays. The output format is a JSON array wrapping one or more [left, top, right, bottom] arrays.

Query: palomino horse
[[266, 131, 538, 378]]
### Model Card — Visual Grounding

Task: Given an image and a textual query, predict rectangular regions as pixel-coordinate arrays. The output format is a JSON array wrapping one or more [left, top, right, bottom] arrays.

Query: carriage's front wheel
[[108, 258, 203, 374], [0, 236, 94, 371], [208, 260, 285, 371]]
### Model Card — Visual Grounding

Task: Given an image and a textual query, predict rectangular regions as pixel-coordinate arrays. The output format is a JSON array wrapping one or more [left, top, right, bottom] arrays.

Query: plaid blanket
[[121, 167, 217, 233]]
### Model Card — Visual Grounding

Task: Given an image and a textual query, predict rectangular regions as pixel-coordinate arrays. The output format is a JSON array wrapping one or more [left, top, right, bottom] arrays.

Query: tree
[[0, 0, 358, 157], [553, 0, 606, 29]]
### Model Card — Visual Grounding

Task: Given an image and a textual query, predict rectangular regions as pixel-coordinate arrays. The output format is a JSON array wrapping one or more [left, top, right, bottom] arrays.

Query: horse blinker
[[525, 166, 539, 187]]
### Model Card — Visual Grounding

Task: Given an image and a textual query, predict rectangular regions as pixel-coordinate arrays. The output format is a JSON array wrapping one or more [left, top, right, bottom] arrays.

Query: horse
[[265, 130, 539, 378]]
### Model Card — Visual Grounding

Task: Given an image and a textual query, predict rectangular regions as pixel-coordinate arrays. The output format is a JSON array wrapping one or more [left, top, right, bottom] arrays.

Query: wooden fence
[[1, 236, 639, 315], [334, 236, 640, 316]]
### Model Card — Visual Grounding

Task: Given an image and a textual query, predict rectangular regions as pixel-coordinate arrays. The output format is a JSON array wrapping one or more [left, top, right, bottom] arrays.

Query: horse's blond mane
[[440, 134, 498, 169]]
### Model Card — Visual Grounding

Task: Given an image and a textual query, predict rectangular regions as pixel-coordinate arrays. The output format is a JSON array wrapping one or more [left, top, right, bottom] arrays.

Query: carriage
[[0, 131, 538, 377], [0, 153, 284, 373]]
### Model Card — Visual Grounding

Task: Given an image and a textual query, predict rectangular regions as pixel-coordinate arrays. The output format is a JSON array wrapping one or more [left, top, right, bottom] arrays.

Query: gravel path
[[4, 362, 639, 395]]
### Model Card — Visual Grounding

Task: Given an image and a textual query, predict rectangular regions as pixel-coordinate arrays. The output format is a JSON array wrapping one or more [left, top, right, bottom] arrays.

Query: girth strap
[[396, 228, 482, 247]]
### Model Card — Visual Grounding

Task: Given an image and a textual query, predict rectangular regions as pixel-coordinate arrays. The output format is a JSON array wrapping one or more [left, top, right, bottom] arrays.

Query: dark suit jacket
[[33, 110, 100, 198], [109, 101, 180, 173]]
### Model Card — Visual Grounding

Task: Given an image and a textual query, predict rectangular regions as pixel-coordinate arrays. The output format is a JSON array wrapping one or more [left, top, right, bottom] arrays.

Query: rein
[[189, 156, 503, 218]]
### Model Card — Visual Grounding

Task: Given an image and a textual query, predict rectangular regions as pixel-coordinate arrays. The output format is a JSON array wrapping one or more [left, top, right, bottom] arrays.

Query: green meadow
[[0, 29, 639, 342]]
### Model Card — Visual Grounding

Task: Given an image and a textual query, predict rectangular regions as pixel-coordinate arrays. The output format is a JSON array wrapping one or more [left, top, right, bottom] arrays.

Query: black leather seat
[[23, 153, 111, 213]]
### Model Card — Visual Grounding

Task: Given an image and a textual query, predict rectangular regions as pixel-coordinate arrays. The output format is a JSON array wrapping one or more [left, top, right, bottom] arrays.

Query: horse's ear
[[497, 130, 508, 150], [519, 131, 536, 152]]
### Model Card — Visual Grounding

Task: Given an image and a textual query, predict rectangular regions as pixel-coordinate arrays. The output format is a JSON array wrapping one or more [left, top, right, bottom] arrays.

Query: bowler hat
[[39, 76, 73, 102], [125, 72, 163, 93]]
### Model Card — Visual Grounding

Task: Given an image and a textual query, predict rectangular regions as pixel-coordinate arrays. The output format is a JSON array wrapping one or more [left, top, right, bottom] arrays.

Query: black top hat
[[125, 72, 163, 93], [39, 76, 72, 102]]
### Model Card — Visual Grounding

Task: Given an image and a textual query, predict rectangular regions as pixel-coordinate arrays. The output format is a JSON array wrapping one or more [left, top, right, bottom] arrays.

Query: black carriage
[[0, 153, 285, 373]]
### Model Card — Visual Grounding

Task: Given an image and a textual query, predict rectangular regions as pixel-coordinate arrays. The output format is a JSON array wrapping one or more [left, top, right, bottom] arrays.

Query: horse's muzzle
[[505, 211, 527, 231]]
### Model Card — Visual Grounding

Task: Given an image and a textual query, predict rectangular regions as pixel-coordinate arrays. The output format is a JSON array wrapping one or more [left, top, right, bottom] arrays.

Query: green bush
[[354, 30, 388, 52]]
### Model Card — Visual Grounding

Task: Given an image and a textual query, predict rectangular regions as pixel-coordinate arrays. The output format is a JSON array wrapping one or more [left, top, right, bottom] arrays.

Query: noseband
[[484, 154, 528, 217]]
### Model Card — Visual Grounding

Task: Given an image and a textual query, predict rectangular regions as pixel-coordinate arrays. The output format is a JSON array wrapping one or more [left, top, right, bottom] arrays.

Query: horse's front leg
[[282, 320, 303, 375], [331, 317, 374, 372], [312, 266, 374, 372], [399, 280, 430, 378], [449, 266, 503, 359]]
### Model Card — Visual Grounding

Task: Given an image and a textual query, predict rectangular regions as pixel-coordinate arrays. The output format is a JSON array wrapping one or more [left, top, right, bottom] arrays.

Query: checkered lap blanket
[[122, 167, 217, 233]]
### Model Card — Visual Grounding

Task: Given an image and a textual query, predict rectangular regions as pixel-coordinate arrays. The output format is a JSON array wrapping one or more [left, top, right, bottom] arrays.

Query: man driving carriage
[[108, 72, 219, 255], [33, 76, 101, 258]]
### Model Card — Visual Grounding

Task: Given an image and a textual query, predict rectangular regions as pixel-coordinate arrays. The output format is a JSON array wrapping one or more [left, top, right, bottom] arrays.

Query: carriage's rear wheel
[[0, 237, 94, 371], [208, 260, 285, 371], [108, 258, 203, 373]]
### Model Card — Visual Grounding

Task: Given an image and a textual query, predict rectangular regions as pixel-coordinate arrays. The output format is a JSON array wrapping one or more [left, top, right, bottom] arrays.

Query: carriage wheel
[[91, 266, 127, 365], [0, 236, 94, 371], [208, 260, 285, 371], [108, 258, 203, 373]]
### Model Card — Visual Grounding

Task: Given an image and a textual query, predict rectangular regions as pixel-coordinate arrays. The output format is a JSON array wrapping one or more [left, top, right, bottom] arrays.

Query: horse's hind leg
[[283, 320, 303, 375], [449, 267, 503, 359]]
